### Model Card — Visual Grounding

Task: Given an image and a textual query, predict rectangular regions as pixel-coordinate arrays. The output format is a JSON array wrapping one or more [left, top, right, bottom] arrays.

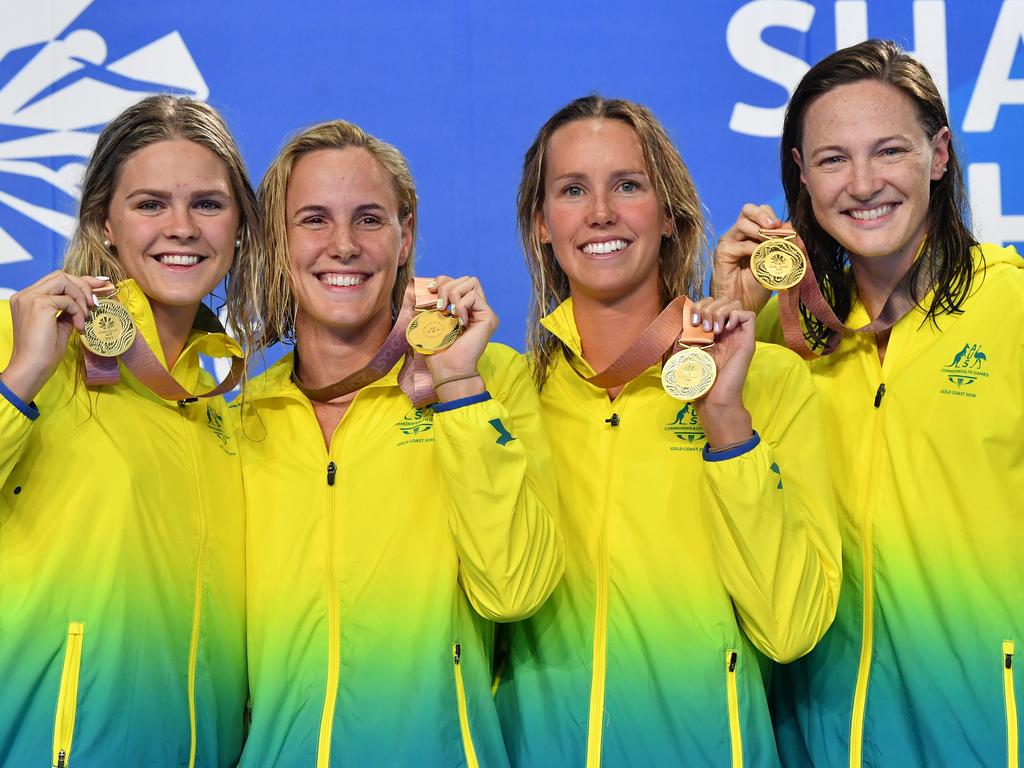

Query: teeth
[[849, 204, 895, 221], [322, 274, 366, 287], [582, 239, 628, 255], [159, 254, 200, 266]]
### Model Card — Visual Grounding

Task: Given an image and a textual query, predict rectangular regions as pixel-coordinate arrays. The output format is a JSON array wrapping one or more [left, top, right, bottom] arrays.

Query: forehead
[[801, 80, 927, 148], [287, 147, 398, 209], [545, 118, 647, 177], [116, 139, 230, 187]]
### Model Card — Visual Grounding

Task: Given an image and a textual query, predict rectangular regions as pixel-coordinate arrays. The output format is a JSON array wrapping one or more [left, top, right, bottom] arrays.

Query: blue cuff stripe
[[432, 391, 491, 413], [0, 377, 39, 421], [703, 431, 760, 463]]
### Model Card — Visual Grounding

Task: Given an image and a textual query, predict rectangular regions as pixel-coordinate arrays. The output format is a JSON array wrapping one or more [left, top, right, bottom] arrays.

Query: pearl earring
[[235, 238, 241, 249], [102, 239, 111, 248]]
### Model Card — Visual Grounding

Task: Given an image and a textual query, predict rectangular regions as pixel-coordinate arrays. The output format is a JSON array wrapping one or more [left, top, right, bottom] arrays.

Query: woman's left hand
[[422, 275, 498, 401], [689, 297, 756, 449]]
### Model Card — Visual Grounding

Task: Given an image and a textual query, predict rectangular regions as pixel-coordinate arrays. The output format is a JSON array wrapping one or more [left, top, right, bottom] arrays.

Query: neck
[[294, 310, 394, 390], [151, 302, 200, 368], [849, 239, 923, 319], [571, 283, 663, 373]]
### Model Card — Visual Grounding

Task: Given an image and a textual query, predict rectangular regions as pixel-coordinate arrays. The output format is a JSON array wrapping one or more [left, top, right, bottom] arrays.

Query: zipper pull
[[453, 643, 462, 664], [326, 461, 337, 486], [177, 397, 199, 408], [873, 383, 886, 408], [728, 651, 737, 672], [605, 413, 620, 427], [57, 750, 67, 768]]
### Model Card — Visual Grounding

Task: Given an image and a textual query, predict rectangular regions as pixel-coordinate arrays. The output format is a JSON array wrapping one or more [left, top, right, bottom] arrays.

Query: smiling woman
[[0, 95, 260, 767]]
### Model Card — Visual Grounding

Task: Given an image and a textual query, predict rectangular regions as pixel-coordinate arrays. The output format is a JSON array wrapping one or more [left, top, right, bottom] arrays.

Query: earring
[[235, 238, 241, 249], [102, 239, 111, 248]]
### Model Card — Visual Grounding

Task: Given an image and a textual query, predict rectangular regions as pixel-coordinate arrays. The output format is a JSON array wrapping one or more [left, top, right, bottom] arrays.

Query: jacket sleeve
[[0, 302, 37, 485], [432, 346, 564, 623], [701, 348, 842, 662]]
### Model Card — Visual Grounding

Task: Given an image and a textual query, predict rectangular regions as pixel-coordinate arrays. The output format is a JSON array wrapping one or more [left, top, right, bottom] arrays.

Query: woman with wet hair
[[715, 39, 1024, 767], [495, 95, 841, 767], [0, 95, 259, 766], [235, 120, 562, 767]]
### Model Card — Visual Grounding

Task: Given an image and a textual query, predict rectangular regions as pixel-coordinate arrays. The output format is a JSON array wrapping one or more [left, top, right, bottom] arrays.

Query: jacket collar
[[244, 348, 406, 404]]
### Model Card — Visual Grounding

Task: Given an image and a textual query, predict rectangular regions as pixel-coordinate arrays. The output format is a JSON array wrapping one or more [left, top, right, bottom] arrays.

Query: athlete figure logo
[[0, 0, 209, 267]]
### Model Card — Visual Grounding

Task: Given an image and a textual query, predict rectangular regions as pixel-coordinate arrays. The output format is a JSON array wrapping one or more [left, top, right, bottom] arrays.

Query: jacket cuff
[[703, 431, 760, 463], [432, 391, 491, 413], [0, 377, 39, 421]]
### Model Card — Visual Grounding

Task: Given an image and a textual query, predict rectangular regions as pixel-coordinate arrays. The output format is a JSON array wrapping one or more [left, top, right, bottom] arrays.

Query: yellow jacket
[[496, 299, 842, 767], [0, 279, 246, 768], [235, 343, 563, 767], [763, 244, 1024, 767]]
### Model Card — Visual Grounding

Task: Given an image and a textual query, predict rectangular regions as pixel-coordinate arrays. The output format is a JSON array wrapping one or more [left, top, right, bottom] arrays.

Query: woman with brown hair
[[494, 95, 841, 767], [0, 95, 259, 767]]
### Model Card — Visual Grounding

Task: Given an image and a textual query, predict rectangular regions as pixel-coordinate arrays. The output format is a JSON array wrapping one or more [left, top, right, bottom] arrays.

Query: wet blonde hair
[[254, 120, 417, 345], [63, 94, 262, 354], [519, 95, 707, 388]]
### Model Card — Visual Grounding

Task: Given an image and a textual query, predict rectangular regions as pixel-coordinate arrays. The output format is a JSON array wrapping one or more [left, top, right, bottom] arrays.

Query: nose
[[847, 158, 884, 201], [328, 222, 359, 260], [164, 203, 199, 240], [587, 190, 616, 227]]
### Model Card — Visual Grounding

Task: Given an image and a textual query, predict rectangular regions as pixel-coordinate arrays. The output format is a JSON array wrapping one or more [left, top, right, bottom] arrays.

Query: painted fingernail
[[436, 298, 445, 309], [92, 293, 100, 306], [447, 303, 456, 314], [459, 316, 466, 327], [94, 275, 111, 281], [427, 280, 437, 289], [713, 321, 721, 334], [703, 320, 712, 331], [691, 313, 699, 325]]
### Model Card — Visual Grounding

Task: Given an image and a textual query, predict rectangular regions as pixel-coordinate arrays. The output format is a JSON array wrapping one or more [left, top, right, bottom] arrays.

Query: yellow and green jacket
[[495, 299, 842, 768], [234, 343, 563, 768], [0, 279, 247, 768], [763, 244, 1024, 767]]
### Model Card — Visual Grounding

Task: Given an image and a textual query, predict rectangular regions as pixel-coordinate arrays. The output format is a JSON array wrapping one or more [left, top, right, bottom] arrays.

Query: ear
[[791, 147, 808, 186], [103, 218, 114, 245], [662, 211, 672, 238], [930, 126, 951, 180], [535, 208, 551, 246], [398, 213, 413, 267]]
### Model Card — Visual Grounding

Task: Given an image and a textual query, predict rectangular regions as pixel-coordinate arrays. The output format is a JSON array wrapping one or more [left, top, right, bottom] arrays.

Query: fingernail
[[427, 280, 437, 289], [436, 298, 445, 309], [95, 275, 111, 281], [703, 320, 712, 331], [447, 303, 456, 314], [459, 316, 466, 327], [92, 293, 100, 306], [713, 321, 721, 334], [691, 313, 699, 325]]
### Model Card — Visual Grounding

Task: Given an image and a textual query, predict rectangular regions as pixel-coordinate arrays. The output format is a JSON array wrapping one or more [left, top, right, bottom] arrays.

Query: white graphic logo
[[0, 0, 209, 267]]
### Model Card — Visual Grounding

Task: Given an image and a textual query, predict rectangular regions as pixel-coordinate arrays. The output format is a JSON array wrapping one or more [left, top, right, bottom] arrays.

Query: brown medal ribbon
[[290, 277, 441, 407], [773, 230, 932, 358], [82, 297, 243, 401], [573, 296, 714, 391]]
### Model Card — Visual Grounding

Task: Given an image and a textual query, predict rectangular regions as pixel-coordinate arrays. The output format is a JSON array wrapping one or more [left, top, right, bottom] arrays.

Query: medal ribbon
[[291, 277, 438, 407], [83, 303, 244, 400], [577, 296, 713, 389], [774, 232, 932, 358]]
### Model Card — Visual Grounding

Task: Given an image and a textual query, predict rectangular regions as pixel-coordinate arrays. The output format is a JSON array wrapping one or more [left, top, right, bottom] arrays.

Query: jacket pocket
[[452, 644, 480, 768], [1004, 640, 1018, 768], [52, 621, 85, 768], [725, 649, 743, 768]]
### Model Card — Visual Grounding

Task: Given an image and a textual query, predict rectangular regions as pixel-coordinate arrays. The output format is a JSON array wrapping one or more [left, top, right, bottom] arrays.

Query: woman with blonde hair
[[494, 95, 841, 767], [0, 95, 259, 766], [236, 120, 562, 767]]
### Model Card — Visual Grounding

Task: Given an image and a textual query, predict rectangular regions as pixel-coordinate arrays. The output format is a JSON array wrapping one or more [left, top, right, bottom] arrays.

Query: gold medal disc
[[750, 238, 806, 290], [406, 310, 461, 355], [661, 347, 717, 401], [81, 299, 136, 357]]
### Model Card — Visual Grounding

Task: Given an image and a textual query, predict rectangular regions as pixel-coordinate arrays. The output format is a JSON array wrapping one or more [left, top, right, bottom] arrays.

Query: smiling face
[[795, 79, 949, 274], [285, 147, 412, 339], [104, 138, 239, 313], [537, 118, 670, 306]]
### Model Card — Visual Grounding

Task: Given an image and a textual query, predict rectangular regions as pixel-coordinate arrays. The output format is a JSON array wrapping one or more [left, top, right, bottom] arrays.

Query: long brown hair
[[782, 39, 977, 348], [519, 95, 707, 388]]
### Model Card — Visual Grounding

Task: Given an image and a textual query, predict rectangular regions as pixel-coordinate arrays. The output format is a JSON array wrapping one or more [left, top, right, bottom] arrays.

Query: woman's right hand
[[1, 271, 111, 403], [713, 203, 786, 314]]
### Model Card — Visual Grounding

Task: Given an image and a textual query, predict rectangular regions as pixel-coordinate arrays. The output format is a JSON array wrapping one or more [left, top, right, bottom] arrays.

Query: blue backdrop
[[2, 0, 1022, 378]]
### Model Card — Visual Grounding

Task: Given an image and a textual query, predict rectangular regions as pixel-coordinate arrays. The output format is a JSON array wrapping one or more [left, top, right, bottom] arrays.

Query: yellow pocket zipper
[[52, 622, 85, 768], [1004, 640, 1018, 768], [453, 644, 480, 768], [726, 650, 743, 768]]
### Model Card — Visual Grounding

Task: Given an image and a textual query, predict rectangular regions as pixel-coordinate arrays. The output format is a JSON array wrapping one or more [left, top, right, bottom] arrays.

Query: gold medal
[[661, 345, 717, 401], [81, 299, 136, 357], [406, 309, 461, 355], [750, 232, 806, 290]]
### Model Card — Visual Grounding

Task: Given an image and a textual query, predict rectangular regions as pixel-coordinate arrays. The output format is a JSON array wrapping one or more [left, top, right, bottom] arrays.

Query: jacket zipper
[[849, 378, 885, 767], [585, 410, 620, 768], [51, 621, 85, 768], [179, 405, 207, 768], [452, 644, 480, 767], [316, 453, 341, 767], [726, 650, 743, 768], [1005, 641, 1018, 768]]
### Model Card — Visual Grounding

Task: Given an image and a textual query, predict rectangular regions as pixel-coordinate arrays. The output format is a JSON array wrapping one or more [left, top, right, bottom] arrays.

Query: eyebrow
[[809, 135, 912, 156], [125, 188, 231, 199], [550, 169, 649, 183], [290, 202, 389, 218]]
